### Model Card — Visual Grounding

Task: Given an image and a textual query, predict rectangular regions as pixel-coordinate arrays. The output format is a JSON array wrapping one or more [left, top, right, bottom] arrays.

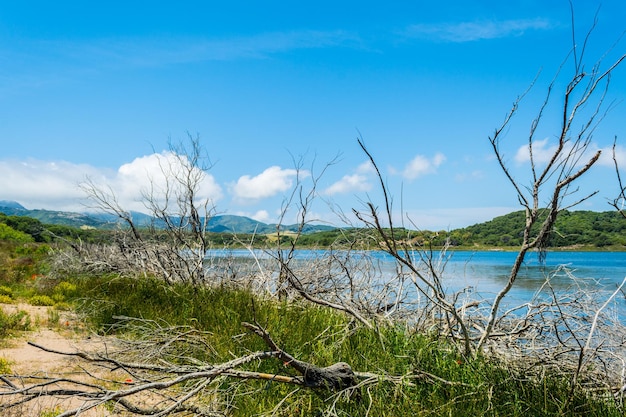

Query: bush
[[0, 309, 30, 337], [0, 286, 13, 298], [53, 281, 78, 299], [0, 223, 33, 243], [0, 357, 12, 374], [54, 302, 71, 311], [29, 295, 55, 307]]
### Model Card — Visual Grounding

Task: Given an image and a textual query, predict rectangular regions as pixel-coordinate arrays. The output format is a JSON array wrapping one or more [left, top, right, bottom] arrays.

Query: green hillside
[[299, 210, 626, 249], [449, 210, 626, 248]]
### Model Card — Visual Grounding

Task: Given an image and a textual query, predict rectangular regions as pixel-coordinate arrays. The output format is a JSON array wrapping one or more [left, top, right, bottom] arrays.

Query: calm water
[[426, 250, 626, 303], [206, 249, 626, 306]]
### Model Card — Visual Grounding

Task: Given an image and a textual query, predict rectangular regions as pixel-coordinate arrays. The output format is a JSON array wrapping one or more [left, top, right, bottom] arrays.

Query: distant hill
[[0, 200, 26, 210], [208, 215, 269, 234], [452, 209, 626, 247], [0, 201, 335, 234], [0, 203, 109, 229]]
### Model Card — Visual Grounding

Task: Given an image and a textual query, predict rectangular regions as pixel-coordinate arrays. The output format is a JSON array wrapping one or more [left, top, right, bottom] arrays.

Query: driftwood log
[[242, 321, 357, 390]]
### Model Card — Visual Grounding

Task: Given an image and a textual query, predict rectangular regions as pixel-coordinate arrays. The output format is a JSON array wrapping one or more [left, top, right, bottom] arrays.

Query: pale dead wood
[[1, 320, 463, 416]]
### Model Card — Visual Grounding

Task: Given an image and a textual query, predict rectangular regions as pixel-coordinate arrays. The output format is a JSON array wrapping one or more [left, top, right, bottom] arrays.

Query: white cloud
[[0, 153, 223, 213], [514, 139, 620, 169], [405, 18, 553, 43], [324, 173, 371, 196], [356, 160, 375, 174], [232, 166, 302, 202], [112, 152, 223, 212], [251, 210, 271, 223], [514, 138, 558, 164], [323, 160, 376, 196], [596, 144, 626, 168], [234, 210, 274, 223], [402, 152, 446, 180]]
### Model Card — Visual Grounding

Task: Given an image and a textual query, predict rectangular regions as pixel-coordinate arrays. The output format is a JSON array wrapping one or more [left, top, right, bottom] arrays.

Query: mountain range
[[0, 200, 334, 234], [2, 200, 625, 248]]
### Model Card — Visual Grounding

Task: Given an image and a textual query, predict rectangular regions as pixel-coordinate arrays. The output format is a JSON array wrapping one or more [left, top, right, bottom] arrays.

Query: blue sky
[[1, 1, 625, 230]]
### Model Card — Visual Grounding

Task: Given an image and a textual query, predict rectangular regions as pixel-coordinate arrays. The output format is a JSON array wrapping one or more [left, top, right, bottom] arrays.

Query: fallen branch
[[242, 321, 357, 389]]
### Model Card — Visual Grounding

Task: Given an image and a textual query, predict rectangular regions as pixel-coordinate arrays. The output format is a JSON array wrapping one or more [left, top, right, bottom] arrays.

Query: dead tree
[[353, 139, 474, 355], [241, 321, 357, 389], [476, 17, 625, 351], [78, 134, 217, 286], [348, 8, 626, 360]]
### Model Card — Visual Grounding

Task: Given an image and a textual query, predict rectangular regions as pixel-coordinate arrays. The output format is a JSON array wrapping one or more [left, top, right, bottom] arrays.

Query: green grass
[[68, 273, 623, 417]]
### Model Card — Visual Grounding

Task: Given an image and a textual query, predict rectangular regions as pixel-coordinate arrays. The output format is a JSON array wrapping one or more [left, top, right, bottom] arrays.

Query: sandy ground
[[0, 304, 117, 416]]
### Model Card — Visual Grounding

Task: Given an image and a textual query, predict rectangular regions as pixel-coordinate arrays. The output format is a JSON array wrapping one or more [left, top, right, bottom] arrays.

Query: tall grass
[[69, 273, 622, 416]]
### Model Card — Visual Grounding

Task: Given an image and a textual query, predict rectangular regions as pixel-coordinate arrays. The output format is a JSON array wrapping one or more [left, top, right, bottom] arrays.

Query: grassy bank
[[57, 273, 621, 416]]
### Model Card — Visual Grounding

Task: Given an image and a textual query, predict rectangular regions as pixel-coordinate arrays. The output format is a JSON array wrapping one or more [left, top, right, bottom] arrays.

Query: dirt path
[[0, 303, 116, 416]]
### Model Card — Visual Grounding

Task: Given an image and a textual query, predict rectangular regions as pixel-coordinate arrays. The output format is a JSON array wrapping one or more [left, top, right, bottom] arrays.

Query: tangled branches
[[0, 318, 362, 416]]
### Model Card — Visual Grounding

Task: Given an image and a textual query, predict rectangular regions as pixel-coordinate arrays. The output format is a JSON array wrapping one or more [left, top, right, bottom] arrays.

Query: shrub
[[0, 357, 12, 374], [0, 286, 13, 298], [38, 406, 63, 417], [29, 295, 55, 307], [54, 302, 71, 311], [0, 295, 13, 304], [0, 309, 30, 337], [53, 281, 78, 298], [51, 293, 65, 303], [0, 223, 33, 243]]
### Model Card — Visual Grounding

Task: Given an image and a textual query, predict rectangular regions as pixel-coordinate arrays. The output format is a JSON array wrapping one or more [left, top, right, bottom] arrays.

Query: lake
[[206, 249, 626, 309]]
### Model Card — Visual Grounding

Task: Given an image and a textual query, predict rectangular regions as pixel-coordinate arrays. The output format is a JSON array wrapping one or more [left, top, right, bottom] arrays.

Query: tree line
[[3, 209, 625, 249]]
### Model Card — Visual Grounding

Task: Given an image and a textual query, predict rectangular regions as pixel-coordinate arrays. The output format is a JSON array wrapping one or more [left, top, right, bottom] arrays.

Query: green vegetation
[[0, 222, 81, 329], [66, 273, 621, 416], [298, 210, 626, 250], [0, 309, 30, 337], [28, 294, 55, 306], [0, 357, 12, 374], [451, 210, 626, 248], [0, 222, 34, 243], [0, 212, 111, 244]]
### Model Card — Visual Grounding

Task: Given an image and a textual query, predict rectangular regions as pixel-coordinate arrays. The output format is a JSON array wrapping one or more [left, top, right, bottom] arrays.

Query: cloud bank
[[0, 153, 223, 213], [0, 159, 100, 211], [110, 152, 223, 212]]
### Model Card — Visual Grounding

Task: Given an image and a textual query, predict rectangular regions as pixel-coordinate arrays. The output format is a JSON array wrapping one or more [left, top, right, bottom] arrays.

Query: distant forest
[[291, 210, 626, 249], [1, 209, 625, 249], [450, 210, 626, 248]]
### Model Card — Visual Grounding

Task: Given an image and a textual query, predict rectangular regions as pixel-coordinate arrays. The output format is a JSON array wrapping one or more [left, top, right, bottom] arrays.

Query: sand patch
[[0, 303, 120, 416]]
